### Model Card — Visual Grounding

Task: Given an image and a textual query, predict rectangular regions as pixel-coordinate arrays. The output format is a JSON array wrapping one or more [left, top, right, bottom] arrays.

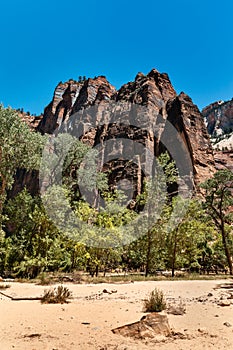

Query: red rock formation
[[202, 99, 233, 136], [38, 76, 116, 134], [13, 69, 216, 197], [17, 111, 43, 129], [214, 150, 233, 172], [202, 98, 233, 173]]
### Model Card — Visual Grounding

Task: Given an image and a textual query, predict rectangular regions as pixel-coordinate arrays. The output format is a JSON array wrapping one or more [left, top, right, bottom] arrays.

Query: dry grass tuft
[[143, 287, 167, 312], [41, 285, 72, 304]]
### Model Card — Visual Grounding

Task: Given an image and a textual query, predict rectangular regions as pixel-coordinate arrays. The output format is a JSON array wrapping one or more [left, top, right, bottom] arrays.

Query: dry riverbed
[[1, 279, 233, 349]]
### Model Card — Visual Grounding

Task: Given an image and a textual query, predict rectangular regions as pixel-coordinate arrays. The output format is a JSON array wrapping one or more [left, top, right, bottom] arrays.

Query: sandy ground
[[1, 279, 233, 350]]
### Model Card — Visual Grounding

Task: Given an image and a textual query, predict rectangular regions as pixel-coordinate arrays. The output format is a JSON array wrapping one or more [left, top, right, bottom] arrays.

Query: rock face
[[36, 69, 215, 194], [18, 111, 43, 130], [202, 98, 233, 172], [37, 77, 116, 134], [12, 69, 216, 198], [202, 99, 233, 152], [166, 92, 215, 184], [202, 99, 233, 137], [112, 313, 171, 339], [214, 150, 233, 172]]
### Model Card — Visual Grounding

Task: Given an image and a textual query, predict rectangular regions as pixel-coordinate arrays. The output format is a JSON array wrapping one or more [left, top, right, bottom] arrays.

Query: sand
[[1, 279, 233, 349]]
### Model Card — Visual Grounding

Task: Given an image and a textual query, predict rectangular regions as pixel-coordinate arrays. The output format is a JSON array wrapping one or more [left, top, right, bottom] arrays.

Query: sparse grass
[[82, 273, 231, 284], [36, 272, 53, 286], [143, 288, 167, 312], [0, 284, 11, 289], [41, 285, 72, 304], [19, 271, 233, 285]]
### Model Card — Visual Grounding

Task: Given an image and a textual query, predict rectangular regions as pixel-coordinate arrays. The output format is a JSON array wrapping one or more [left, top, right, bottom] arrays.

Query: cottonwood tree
[[200, 169, 233, 275], [165, 198, 215, 277], [0, 105, 44, 221]]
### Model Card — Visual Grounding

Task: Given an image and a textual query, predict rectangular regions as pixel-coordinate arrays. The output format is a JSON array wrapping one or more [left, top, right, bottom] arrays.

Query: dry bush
[[143, 288, 166, 312], [41, 285, 72, 304], [0, 284, 11, 289]]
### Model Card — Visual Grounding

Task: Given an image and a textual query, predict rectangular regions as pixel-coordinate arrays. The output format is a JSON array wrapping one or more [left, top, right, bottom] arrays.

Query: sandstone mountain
[[202, 98, 233, 150], [15, 69, 217, 198], [202, 98, 233, 172], [39, 70, 215, 181]]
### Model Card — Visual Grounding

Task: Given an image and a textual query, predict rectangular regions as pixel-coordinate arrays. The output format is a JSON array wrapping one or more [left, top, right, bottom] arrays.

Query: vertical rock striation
[[14, 69, 216, 197]]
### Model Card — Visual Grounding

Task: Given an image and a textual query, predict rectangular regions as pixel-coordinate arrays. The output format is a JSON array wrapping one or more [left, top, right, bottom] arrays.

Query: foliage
[[0, 133, 232, 279], [143, 288, 167, 312], [0, 105, 45, 217], [200, 169, 233, 275]]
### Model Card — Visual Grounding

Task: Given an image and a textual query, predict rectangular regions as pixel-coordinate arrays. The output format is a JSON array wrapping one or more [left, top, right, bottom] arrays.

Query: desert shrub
[[0, 284, 11, 289], [41, 285, 72, 304], [143, 288, 166, 312]]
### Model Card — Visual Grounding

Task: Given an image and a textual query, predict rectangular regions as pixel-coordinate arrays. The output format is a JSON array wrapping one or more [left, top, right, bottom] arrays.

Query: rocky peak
[[116, 69, 176, 107], [37, 76, 116, 134]]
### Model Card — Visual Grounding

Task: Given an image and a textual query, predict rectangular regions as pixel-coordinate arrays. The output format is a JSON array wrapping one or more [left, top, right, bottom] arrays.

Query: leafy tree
[[41, 135, 108, 207], [200, 169, 233, 275], [165, 198, 216, 276], [0, 105, 44, 221], [133, 152, 178, 276]]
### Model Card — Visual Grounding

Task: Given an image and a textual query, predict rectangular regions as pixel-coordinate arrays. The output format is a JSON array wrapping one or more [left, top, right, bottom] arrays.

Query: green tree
[[200, 169, 233, 275], [0, 105, 44, 221], [165, 198, 215, 276], [134, 152, 178, 276]]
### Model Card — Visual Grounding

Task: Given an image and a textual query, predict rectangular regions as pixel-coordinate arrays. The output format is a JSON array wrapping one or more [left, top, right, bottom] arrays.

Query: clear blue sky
[[0, 0, 233, 115]]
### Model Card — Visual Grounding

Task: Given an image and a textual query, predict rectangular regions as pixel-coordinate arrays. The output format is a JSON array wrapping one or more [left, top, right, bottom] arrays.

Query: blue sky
[[0, 0, 233, 114]]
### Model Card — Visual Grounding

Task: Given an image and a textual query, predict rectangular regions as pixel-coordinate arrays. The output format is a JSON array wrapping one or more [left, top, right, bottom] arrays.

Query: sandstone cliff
[[202, 99, 233, 150], [13, 69, 216, 198], [202, 99, 233, 137], [37, 69, 215, 190], [202, 98, 233, 172]]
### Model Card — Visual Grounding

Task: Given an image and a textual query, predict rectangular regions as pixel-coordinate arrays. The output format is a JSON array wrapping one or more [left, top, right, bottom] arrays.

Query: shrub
[[143, 288, 166, 312], [0, 284, 11, 289], [41, 285, 72, 304]]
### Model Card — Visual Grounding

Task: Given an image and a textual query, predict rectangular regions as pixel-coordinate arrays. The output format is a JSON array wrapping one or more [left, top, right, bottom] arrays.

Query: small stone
[[197, 296, 208, 303], [223, 322, 232, 327], [208, 293, 213, 297], [167, 305, 186, 315], [102, 289, 111, 294], [218, 300, 231, 307], [198, 327, 207, 334]]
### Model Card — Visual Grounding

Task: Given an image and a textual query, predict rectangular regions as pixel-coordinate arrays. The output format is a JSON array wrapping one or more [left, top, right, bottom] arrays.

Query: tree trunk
[[145, 231, 152, 277], [0, 175, 6, 226], [171, 230, 178, 278], [221, 223, 233, 275]]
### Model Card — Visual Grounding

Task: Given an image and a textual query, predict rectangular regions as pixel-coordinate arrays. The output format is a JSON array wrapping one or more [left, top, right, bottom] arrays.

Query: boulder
[[112, 313, 171, 339]]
